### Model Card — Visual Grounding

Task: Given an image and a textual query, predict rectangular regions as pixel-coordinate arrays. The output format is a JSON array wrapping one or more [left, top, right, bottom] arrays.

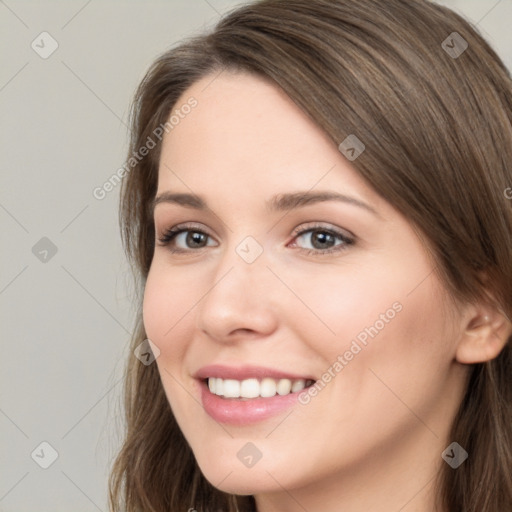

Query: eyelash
[[156, 222, 355, 256]]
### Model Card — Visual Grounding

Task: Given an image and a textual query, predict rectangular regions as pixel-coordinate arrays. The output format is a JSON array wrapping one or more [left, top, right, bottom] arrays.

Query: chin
[[193, 449, 295, 496], [201, 468, 279, 495]]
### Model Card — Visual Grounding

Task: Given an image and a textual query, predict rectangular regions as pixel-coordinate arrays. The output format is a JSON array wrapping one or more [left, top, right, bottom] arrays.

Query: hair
[[109, 0, 512, 510]]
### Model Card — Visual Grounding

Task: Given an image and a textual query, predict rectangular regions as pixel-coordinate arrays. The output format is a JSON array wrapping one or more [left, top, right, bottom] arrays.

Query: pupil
[[313, 231, 334, 249], [188, 232, 206, 247]]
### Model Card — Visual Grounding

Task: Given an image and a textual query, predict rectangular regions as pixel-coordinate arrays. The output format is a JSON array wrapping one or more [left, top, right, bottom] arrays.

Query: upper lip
[[194, 364, 316, 382]]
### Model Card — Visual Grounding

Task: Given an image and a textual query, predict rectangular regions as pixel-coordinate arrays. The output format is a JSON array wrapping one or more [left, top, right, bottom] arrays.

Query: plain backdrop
[[1, 1, 511, 510]]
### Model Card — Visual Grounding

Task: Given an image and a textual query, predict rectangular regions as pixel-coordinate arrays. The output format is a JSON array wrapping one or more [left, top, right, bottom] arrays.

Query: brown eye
[[291, 225, 354, 255], [309, 231, 337, 249], [157, 225, 217, 252], [183, 231, 209, 248]]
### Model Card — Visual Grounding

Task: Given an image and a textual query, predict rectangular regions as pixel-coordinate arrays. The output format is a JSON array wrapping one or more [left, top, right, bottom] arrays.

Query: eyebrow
[[152, 190, 379, 217]]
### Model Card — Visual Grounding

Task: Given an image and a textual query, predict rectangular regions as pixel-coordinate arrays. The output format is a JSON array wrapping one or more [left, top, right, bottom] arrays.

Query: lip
[[194, 364, 317, 426], [194, 364, 316, 381]]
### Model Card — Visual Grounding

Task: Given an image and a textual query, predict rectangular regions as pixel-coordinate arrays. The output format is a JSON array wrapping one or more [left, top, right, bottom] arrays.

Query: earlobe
[[455, 307, 512, 364]]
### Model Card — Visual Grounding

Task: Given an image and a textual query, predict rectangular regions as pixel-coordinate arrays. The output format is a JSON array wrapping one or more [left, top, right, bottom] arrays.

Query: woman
[[109, 0, 512, 510]]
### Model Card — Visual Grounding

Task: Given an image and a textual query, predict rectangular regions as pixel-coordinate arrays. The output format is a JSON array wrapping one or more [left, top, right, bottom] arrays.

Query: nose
[[195, 245, 279, 343]]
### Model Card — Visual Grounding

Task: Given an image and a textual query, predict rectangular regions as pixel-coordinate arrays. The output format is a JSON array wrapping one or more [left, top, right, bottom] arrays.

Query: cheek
[[142, 264, 202, 425], [281, 260, 407, 355], [142, 279, 170, 344], [141, 265, 195, 392], [287, 257, 455, 411], [142, 260, 198, 343], [328, 273, 455, 431]]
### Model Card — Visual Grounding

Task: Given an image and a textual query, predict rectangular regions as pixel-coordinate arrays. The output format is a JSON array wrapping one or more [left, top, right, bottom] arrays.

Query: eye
[[289, 224, 354, 255], [157, 223, 217, 253], [156, 222, 355, 256]]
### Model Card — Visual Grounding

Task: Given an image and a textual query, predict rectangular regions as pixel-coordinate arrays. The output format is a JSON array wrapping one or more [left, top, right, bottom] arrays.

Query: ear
[[455, 300, 512, 364]]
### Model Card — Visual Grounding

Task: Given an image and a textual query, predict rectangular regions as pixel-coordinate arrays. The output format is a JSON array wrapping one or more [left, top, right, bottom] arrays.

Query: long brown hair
[[109, 1, 512, 510]]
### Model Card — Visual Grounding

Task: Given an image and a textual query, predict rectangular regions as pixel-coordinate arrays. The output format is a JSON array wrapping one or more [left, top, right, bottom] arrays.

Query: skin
[[143, 71, 510, 512]]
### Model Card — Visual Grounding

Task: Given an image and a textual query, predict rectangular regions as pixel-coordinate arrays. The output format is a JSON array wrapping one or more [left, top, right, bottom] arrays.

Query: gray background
[[1, 1, 510, 511]]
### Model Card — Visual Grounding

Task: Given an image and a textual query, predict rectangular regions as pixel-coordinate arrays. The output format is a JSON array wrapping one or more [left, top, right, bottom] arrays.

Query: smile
[[206, 377, 315, 399], [194, 364, 317, 424]]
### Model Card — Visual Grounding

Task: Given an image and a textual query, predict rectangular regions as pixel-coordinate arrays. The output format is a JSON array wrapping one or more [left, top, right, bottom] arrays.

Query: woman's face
[[143, 71, 468, 502]]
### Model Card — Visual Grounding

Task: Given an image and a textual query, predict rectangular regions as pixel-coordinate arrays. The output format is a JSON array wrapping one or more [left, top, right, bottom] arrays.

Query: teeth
[[292, 379, 307, 392], [240, 378, 260, 398], [223, 379, 240, 398], [260, 377, 277, 397], [215, 377, 223, 396], [277, 379, 292, 395], [207, 377, 312, 398]]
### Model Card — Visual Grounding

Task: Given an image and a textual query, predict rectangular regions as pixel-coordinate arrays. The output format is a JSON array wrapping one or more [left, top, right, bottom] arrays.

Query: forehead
[[157, 72, 373, 200]]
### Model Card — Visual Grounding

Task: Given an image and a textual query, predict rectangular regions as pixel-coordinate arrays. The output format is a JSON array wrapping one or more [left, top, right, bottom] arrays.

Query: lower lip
[[199, 380, 306, 426]]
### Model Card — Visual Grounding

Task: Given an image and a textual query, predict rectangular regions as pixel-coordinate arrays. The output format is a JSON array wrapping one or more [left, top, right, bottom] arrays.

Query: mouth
[[194, 364, 318, 425], [204, 377, 316, 400]]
